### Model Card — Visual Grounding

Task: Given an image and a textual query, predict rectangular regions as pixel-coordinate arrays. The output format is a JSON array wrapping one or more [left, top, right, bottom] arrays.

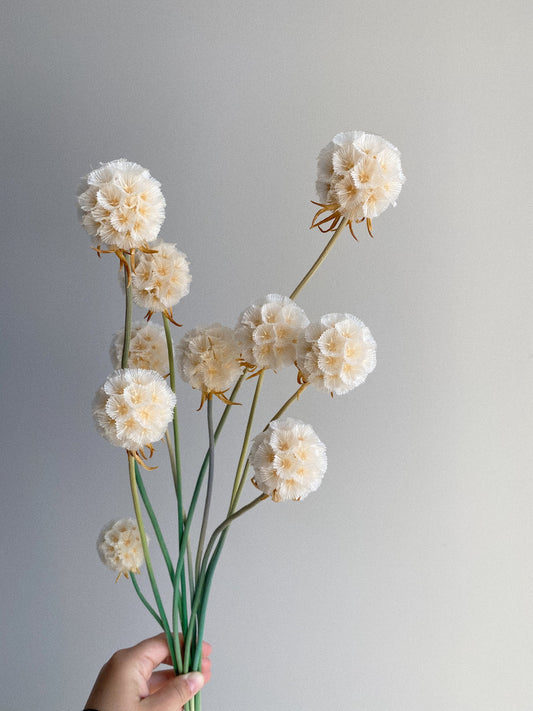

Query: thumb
[[143, 671, 205, 710]]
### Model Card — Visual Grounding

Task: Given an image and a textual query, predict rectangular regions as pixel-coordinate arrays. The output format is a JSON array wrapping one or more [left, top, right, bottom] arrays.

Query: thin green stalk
[[267, 382, 309, 427], [162, 314, 189, 637], [190, 373, 246, 522], [128, 454, 181, 674], [229, 460, 250, 515], [130, 573, 163, 628], [228, 370, 265, 512], [172, 375, 246, 672], [165, 430, 178, 494], [162, 314, 184, 526], [165, 431, 196, 606], [195, 397, 216, 582], [135, 461, 174, 581], [205, 494, 267, 568], [121, 255, 133, 368], [184, 495, 267, 672], [173, 374, 246, 606], [289, 217, 347, 300]]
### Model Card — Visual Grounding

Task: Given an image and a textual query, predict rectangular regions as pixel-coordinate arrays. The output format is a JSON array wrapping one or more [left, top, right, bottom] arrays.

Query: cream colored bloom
[[313, 131, 405, 236], [97, 518, 146, 578], [177, 324, 242, 400], [110, 322, 170, 375], [131, 241, 191, 319], [250, 417, 327, 502], [236, 294, 309, 371], [297, 313, 376, 395], [93, 368, 176, 451], [78, 159, 165, 250]]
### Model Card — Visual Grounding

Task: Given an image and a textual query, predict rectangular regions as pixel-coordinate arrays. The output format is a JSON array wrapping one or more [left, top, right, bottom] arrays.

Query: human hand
[[84, 633, 212, 711]]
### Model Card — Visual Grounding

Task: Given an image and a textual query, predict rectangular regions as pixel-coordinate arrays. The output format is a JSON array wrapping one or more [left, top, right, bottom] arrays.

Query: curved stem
[[267, 382, 309, 427], [206, 494, 267, 566], [290, 217, 347, 300], [135, 461, 174, 581], [172, 374, 248, 638], [184, 494, 267, 671], [164, 430, 178, 492], [130, 573, 163, 628], [162, 314, 183, 526], [229, 370, 265, 512], [195, 398, 216, 582], [128, 454, 181, 674], [162, 314, 189, 636]]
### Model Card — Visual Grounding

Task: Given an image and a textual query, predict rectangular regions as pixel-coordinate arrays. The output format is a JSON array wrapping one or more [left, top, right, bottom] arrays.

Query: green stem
[[162, 314, 184, 527], [121, 255, 133, 369], [165, 430, 178, 494], [162, 314, 189, 638], [165, 431, 195, 607], [228, 371, 265, 512], [185, 495, 267, 672], [289, 217, 347, 300], [267, 382, 309, 428], [172, 375, 246, 673], [195, 397, 216, 582], [135, 461, 174, 581], [128, 454, 181, 674], [130, 573, 163, 628]]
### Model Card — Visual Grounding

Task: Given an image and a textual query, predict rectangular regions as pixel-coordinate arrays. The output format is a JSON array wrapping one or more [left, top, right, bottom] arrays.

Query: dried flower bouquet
[[78, 131, 404, 710]]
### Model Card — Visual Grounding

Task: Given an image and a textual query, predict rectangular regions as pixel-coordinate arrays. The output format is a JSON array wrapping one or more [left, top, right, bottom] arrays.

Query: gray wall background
[[2, 1, 533, 709]]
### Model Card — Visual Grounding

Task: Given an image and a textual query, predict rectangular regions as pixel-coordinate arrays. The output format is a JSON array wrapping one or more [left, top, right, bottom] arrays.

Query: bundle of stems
[[119, 219, 347, 711]]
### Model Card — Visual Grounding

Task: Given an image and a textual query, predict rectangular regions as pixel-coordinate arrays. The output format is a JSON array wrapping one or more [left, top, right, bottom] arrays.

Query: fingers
[[145, 657, 211, 697], [128, 633, 212, 679], [143, 671, 205, 711], [201, 654, 212, 683], [127, 633, 174, 682]]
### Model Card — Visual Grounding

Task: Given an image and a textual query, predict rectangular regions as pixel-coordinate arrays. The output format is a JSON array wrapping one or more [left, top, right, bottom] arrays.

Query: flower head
[[313, 131, 405, 237], [97, 518, 146, 579], [130, 240, 191, 323], [250, 417, 327, 502], [177, 324, 242, 405], [297, 313, 376, 395], [78, 159, 166, 252], [236, 294, 309, 372], [93, 368, 176, 456], [110, 322, 170, 375]]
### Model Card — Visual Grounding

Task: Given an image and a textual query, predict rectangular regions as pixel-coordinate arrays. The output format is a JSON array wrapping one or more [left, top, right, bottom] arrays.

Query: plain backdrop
[[1, 1, 533, 709]]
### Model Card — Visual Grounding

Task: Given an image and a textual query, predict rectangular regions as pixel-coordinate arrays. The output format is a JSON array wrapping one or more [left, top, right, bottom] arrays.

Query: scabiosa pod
[[110, 321, 171, 376], [236, 294, 309, 372], [249, 417, 327, 502], [177, 323, 243, 408], [78, 159, 166, 271], [130, 240, 191, 325], [296, 313, 376, 395], [97, 518, 146, 580], [92, 368, 176, 466], [312, 131, 405, 238]]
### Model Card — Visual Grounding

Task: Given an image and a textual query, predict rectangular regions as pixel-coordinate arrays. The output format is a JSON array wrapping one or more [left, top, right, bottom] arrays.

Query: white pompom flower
[[313, 131, 405, 238], [297, 313, 376, 395], [236, 294, 309, 372], [110, 322, 170, 375], [93, 368, 176, 464], [130, 240, 191, 324], [97, 518, 146, 580], [78, 159, 166, 254], [177, 324, 242, 407], [250, 417, 327, 502]]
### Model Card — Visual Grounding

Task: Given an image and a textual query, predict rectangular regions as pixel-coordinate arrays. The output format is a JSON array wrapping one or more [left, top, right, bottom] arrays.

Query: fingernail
[[182, 671, 205, 694]]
